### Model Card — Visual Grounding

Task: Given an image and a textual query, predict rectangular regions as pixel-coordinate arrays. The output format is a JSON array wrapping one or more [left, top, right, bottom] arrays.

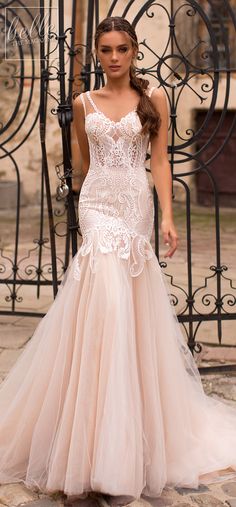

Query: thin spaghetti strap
[[147, 86, 155, 98], [86, 90, 100, 113]]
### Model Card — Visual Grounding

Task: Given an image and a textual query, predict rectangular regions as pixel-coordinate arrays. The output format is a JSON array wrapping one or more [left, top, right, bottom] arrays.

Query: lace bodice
[[82, 91, 150, 170], [74, 87, 156, 280]]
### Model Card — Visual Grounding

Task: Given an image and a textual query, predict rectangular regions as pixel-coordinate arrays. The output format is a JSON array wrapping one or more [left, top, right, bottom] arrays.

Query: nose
[[111, 51, 118, 62]]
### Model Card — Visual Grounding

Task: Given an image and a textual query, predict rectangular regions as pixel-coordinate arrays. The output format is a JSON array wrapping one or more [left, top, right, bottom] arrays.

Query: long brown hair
[[94, 16, 161, 138]]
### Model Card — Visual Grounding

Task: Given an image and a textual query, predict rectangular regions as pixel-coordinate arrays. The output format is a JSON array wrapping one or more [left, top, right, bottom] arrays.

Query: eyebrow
[[99, 44, 129, 48]]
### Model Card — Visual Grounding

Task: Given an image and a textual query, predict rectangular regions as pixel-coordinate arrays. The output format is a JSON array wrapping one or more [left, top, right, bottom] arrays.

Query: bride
[[0, 14, 236, 507]]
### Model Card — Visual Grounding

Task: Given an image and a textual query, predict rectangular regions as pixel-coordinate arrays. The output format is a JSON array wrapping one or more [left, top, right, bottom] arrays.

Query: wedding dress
[[1, 86, 236, 500]]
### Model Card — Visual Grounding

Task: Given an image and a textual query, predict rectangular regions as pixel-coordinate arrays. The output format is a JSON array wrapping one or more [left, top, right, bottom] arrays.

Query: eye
[[119, 47, 128, 52], [101, 49, 109, 53]]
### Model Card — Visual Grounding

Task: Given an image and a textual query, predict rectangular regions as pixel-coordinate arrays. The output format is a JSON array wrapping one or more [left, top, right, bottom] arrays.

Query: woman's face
[[96, 30, 136, 78]]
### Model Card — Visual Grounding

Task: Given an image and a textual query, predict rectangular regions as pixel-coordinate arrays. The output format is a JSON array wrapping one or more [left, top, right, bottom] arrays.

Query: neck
[[104, 73, 131, 93]]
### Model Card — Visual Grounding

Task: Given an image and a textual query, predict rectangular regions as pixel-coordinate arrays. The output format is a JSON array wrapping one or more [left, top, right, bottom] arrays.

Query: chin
[[106, 69, 126, 78]]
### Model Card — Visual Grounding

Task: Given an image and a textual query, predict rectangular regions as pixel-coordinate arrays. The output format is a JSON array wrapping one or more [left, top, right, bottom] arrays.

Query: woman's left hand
[[160, 217, 179, 258]]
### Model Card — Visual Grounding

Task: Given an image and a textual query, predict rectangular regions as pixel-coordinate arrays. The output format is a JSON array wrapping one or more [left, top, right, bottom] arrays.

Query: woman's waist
[[80, 172, 152, 193], [88, 161, 148, 174]]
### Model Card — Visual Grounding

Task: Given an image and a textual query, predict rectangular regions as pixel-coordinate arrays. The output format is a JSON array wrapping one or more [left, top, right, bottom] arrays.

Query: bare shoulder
[[73, 93, 86, 123], [73, 93, 84, 110], [150, 86, 166, 104], [150, 86, 169, 116]]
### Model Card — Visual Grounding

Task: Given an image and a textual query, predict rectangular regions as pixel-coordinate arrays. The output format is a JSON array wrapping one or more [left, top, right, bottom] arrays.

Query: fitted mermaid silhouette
[[0, 86, 236, 500]]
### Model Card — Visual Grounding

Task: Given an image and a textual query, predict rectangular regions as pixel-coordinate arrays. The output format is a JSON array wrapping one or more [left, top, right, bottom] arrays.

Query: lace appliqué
[[86, 111, 146, 170], [74, 89, 156, 282], [73, 225, 155, 281]]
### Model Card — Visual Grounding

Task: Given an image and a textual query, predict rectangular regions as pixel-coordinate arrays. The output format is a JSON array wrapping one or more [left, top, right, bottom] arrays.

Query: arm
[[149, 87, 179, 258], [72, 94, 90, 176]]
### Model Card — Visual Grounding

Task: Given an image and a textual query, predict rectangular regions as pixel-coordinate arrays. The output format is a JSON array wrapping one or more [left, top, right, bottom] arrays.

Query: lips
[[109, 66, 120, 69]]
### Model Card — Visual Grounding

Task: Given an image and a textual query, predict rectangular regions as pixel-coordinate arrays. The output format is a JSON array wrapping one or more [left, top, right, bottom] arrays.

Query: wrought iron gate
[[0, 0, 236, 369]]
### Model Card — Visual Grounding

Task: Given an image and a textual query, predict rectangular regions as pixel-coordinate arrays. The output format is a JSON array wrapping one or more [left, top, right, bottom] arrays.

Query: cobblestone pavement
[[0, 204, 236, 506], [2, 478, 236, 506]]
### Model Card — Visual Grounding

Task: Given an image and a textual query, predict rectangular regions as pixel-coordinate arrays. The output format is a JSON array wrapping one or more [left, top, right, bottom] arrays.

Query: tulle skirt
[[0, 248, 236, 499]]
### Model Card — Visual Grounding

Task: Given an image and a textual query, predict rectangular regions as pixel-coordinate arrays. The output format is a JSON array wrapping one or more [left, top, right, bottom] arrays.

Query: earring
[[97, 60, 104, 72]]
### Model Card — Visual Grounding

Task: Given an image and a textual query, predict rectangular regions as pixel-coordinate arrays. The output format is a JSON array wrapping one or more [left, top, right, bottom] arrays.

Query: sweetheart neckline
[[85, 109, 138, 125]]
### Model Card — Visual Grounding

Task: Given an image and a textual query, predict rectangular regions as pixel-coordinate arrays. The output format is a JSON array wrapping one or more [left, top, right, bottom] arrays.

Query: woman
[[0, 15, 236, 507]]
